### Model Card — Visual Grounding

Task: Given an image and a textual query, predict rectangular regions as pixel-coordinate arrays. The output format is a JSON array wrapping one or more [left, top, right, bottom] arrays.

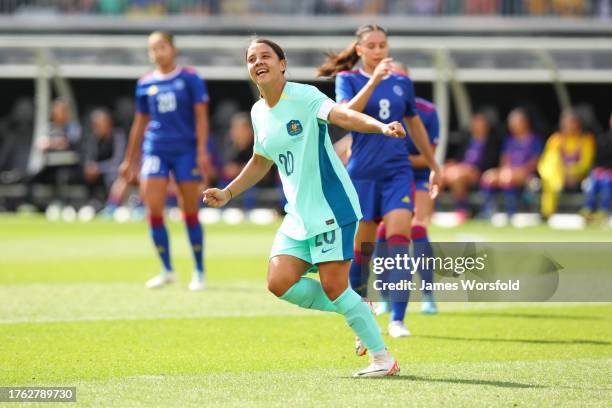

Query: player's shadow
[[444, 312, 603, 321], [416, 334, 610, 346], [350, 375, 545, 388]]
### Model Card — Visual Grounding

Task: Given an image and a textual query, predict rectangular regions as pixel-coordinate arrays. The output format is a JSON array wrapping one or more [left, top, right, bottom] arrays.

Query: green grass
[[0, 215, 610, 407]]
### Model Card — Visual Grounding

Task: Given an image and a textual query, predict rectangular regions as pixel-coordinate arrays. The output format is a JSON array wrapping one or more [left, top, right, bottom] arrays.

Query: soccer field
[[0, 215, 610, 407]]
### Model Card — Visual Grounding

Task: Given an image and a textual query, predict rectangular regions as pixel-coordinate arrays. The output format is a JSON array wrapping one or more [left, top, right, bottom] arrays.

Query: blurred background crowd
[[2, 0, 611, 17]]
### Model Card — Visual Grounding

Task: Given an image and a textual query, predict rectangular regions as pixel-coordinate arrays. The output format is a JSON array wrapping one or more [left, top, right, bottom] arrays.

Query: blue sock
[[349, 249, 370, 297], [412, 225, 433, 295], [481, 185, 496, 215], [149, 215, 172, 272], [388, 234, 411, 322], [503, 187, 518, 216], [602, 174, 612, 212], [184, 213, 204, 275]]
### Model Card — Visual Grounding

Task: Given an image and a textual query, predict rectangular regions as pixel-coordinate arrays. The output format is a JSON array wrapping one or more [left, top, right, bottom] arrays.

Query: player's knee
[[321, 280, 346, 301], [266, 276, 288, 298]]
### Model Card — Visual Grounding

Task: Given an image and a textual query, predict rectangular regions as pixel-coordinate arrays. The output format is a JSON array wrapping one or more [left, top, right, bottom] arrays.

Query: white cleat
[[353, 350, 400, 377], [388, 320, 411, 338], [188, 273, 206, 291], [145, 271, 176, 289], [374, 301, 390, 316]]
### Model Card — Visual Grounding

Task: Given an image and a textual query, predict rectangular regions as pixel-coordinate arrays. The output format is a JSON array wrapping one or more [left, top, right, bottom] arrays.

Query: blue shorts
[[353, 172, 414, 221], [413, 169, 430, 192], [141, 150, 201, 182]]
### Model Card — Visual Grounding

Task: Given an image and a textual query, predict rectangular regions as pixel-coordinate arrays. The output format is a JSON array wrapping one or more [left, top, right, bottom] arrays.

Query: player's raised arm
[[328, 103, 405, 138], [203, 153, 273, 208]]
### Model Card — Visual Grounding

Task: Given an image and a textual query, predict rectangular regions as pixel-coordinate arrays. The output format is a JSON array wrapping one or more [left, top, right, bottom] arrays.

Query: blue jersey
[[135, 66, 209, 154], [335, 69, 416, 180], [406, 97, 439, 181]]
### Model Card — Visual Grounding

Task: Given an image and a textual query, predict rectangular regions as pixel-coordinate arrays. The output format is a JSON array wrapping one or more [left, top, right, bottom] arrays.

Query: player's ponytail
[[317, 24, 387, 79]]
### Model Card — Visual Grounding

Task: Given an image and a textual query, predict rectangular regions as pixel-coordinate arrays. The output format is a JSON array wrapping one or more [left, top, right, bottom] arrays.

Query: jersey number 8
[[379, 98, 391, 120], [157, 92, 177, 113]]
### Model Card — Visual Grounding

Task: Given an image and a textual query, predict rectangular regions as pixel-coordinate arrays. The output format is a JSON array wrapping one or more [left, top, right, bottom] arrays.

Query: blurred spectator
[[82, 108, 127, 208], [442, 112, 500, 220], [480, 108, 543, 217], [0, 98, 34, 184], [581, 113, 612, 220], [31, 98, 82, 201], [466, 0, 499, 14], [222, 112, 256, 209], [501, 0, 525, 15], [538, 109, 595, 218], [552, 0, 586, 15]]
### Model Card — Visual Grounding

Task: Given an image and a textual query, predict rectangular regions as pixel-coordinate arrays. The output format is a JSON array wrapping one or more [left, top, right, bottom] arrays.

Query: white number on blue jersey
[[142, 155, 161, 174], [157, 92, 177, 113], [378, 99, 391, 120]]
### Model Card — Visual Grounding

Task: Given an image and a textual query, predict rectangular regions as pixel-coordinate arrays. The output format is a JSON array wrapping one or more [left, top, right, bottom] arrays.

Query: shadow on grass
[[443, 312, 603, 321], [347, 375, 545, 388], [416, 334, 610, 346]]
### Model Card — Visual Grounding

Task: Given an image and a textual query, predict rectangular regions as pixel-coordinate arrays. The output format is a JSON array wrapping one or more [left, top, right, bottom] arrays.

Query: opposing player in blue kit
[[376, 92, 440, 316], [120, 31, 211, 291], [317, 24, 441, 341], [204, 38, 405, 377]]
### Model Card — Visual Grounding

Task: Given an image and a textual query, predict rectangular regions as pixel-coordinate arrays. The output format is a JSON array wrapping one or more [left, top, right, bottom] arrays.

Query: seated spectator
[[581, 113, 612, 220], [480, 108, 543, 217], [538, 109, 595, 218], [0, 98, 34, 184], [442, 112, 499, 220], [32, 98, 82, 202], [222, 112, 256, 209], [82, 108, 127, 211]]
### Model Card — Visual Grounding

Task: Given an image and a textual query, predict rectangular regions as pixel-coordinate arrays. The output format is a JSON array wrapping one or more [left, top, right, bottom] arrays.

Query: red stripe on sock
[[376, 223, 386, 240], [184, 213, 199, 227], [388, 234, 410, 247], [411, 225, 427, 240], [148, 214, 164, 228]]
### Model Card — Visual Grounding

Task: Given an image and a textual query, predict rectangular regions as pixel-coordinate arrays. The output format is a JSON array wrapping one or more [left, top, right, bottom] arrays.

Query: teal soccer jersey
[[250, 82, 362, 240]]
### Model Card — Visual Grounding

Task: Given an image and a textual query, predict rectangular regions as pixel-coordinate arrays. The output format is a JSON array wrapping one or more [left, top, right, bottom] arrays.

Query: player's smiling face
[[246, 43, 286, 86], [356, 30, 389, 71], [148, 35, 176, 69]]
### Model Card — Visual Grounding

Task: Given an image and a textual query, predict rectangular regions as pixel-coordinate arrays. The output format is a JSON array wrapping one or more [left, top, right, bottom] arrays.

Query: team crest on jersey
[[286, 120, 303, 136], [393, 85, 403, 96], [174, 79, 185, 90], [147, 85, 159, 96]]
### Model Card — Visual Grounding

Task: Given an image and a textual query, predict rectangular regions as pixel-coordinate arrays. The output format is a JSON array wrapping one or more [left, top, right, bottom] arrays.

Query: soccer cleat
[[353, 350, 400, 377], [145, 271, 176, 289], [388, 320, 411, 338], [420, 293, 438, 315], [355, 337, 368, 357], [374, 301, 390, 316], [188, 273, 206, 291]]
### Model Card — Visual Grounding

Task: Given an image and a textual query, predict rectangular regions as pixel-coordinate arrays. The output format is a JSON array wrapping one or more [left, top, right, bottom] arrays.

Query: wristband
[[226, 188, 233, 200]]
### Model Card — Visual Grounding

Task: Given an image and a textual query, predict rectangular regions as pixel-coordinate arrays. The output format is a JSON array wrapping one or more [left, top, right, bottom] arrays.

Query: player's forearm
[[124, 114, 147, 163], [409, 155, 429, 168], [195, 104, 209, 154], [224, 154, 273, 199], [330, 105, 384, 134], [344, 79, 378, 113], [406, 116, 440, 172]]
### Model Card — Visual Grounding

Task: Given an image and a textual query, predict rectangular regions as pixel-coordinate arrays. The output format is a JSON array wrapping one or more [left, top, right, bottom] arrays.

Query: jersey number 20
[[157, 92, 177, 113], [278, 151, 294, 176]]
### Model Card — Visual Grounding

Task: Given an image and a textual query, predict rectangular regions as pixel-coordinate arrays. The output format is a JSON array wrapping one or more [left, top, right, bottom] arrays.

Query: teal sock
[[333, 287, 385, 353], [280, 277, 337, 312]]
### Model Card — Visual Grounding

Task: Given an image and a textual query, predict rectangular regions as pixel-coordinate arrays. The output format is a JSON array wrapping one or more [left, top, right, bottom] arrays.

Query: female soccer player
[[120, 31, 211, 291], [204, 38, 404, 377], [317, 24, 441, 338]]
